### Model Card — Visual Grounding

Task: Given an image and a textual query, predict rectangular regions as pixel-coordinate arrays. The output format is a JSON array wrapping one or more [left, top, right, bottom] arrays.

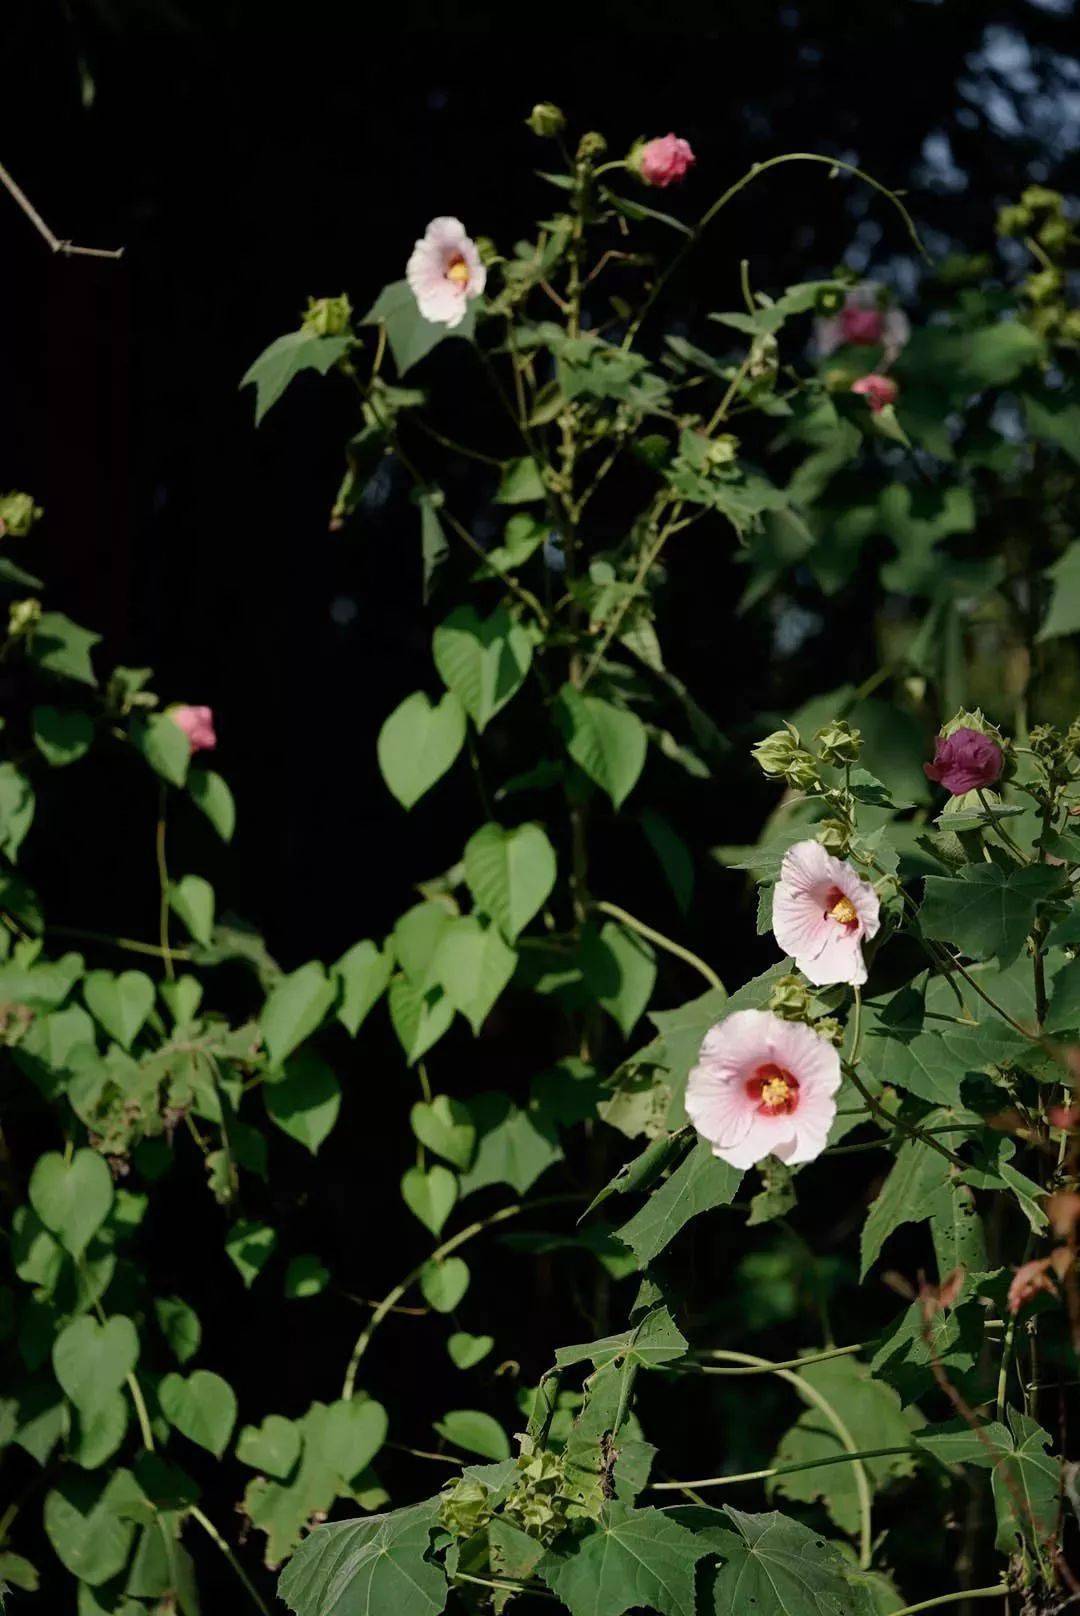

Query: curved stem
[[592, 899, 722, 991], [189, 1505, 271, 1616], [674, 1347, 875, 1571], [691, 1342, 865, 1375], [891, 1587, 1009, 1616], [650, 1444, 909, 1493], [976, 789, 1028, 862], [342, 1194, 581, 1399], [625, 151, 928, 347]]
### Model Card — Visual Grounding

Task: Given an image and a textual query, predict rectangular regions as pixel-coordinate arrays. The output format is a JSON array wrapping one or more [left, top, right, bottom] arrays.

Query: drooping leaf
[[459, 1091, 562, 1197], [580, 922, 657, 1036], [362, 276, 476, 374], [32, 705, 94, 767], [433, 1408, 510, 1461], [401, 1164, 458, 1235], [187, 767, 236, 840], [419, 1256, 470, 1313], [388, 975, 455, 1064], [616, 1139, 741, 1267], [82, 970, 155, 1051], [236, 1415, 302, 1480], [154, 1297, 201, 1365], [224, 1219, 277, 1287], [29, 612, 101, 686], [29, 1150, 114, 1259], [264, 1052, 342, 1154], [43, 1470, 140, 1586], [130, 712, 190, 787], [410, 1094, 476, 1170], [168, 874, 215, 947], [334, 939, 392, 1036], [555, 685, 647, 808], [52, 1315, 139, 1417], [431, 914, 516, 1034]]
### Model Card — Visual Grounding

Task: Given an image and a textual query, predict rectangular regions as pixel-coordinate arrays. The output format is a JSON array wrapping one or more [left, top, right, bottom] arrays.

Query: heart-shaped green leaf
[[447, 1331, 494, 1369], [159, 974, 203, 1025], [159, 1369, 237, 1457], [264, 1053, 341, 1155], [187, 767, 236, 841], [284, 1254, 329, 1299], [377, 690, 465, 810], [401, 1165, 457, 1235], [410, 1095, 476, 1170], [463, 822, 556, 941], [154, 1296, 201, 1364], [168, 875, 215, 947], [29, 1149, 113, 1258], [433, 1409, 510, 1461], [236, 1414, 302, 1480], [224, 1219, 277, 1287], [261, 961, 337, 1068], [554, 684, 647, 808], [313, 1397, 389, 1486], [52, 1315, 139, 1414], [334, 938, 392, 1036], [432, 605, 533, 732], [43, 1470, 138, 1586], [32, 705, 94, 767], [432, 916, 517, 1034], [131, 711, 190, 786], [388, 976, 454, 1065], [69, 1391, 128, 1470], [83, 970, 155, 1050], [420, 1256, 470, 1313]]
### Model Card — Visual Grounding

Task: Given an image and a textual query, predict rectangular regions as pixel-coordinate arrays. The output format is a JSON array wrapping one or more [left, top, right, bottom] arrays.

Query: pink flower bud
[[923, 727, 1003, 796], [635, 134, 695, 189], [840, 305, 886, 345], [850, 374, 899, 413], [170, 704, 217, 754]]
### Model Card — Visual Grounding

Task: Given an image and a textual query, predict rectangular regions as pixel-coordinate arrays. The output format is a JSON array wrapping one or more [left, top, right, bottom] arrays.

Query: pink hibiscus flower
[[406, 217, 486, 329], [686, 1008, 841, 1169], [923, 727, 1003, 795], [772, 840, 880, 987], [851, 374, 899, 413], [816, 283, 910, 363], [636, 134, 696, 188], [169, 704, 217, 754]]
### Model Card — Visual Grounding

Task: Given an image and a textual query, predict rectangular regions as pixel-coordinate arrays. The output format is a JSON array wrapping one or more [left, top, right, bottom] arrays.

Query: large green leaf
[[52, 1316, 139, 1417], [130, 712, 190, 787], [708, 1506, 876, 1615], [334, 939, 392, 1036], [991, 1409, 1061, 1560], [241, 330, 351, 424], [278, 1499, 448, 1616], [187, 767, 236, 840], [860, 1130, 954, 1277], [29, 612, 101, 686], [616, 1139, 741, 1266], [540, 1502, 710, 1616], [921, 863, 1064, 965], [555, 685, 647, 808], [431, 915, 516, 1034], [82, 970, 155, 1050], [388, 975, 455, 1064], [463, 821, 556, 941], [32, 705, 94, 767], [43, 1470, 141, 1586], [555, 1306, 688, 1372], [362, 277, 476, 374], [377, 690, 466, 810], [159, 1370, 237, 1458], [770, 1355, 915, 1535], [580, 922, 657, 1036], [29, 1150, 114, 1259], [459, 1091, 562, 1196], [432, 604, 533, 731]]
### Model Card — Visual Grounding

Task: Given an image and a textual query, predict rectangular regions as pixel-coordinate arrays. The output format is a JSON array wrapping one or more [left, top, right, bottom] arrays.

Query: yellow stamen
[[760, 1076, 793, 1110], [446, 257, 470, 286], [829, 896, 857, 925]]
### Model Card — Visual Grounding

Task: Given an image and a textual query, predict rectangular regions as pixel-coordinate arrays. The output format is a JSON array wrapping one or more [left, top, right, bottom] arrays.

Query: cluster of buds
[[814, 720, 862, 768], [997, 187, 1079, 347], [753, 719, 862, 793], [0, 490, 42, 540], [766, 976, 842, 1045], [502, 1435, 575, 1539], [301, 294, 353, 339], [437, 1475, 494, 1540]]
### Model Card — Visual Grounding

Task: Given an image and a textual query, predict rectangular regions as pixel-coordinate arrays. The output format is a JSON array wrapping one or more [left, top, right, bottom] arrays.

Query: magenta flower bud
[[633, 134, 696, 189], [923, 727, 1003, 795], [169, 703, 217, 754], [850, 373, 898, 413], [840, 305, 885, 345]]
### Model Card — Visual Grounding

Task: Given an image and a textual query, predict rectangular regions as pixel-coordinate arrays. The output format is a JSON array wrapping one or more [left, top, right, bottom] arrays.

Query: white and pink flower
[[686, 1008, 841, 1169], [169, 703, 217, 754], [772, 840, 880, 987], [815, 283, 910, 363], [406, 217, 486, 329]]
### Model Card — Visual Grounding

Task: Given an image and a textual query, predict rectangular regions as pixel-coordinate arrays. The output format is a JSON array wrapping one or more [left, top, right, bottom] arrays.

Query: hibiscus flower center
[[445, 254, 470, 287], [746, 1062, 800, 1115], [826, 890, 858, 927]]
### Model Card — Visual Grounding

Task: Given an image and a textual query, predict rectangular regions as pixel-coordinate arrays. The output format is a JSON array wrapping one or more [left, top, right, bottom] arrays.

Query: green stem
[[592, 899, 723, 991], [155, 787, 175, 983], [342, 1194, 582, 1399], [47, 925, 193, 961], [650, 1443, 910, 1493], [127, 1374, 155, 1451], [890, 1587, 1009, 1616], [844, 1063, 968, 1170], [189, 1505, 271, 1616], [691, 1342, 864, 1375], [976, 789, 1028, 862]]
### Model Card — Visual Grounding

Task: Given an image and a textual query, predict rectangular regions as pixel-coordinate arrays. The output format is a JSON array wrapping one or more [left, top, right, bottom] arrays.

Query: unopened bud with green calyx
[[1031, 724, 1066, 763], [769, 973, 812, 1021], [752, 726, 801, 777], [437, 1476, 493, 1539], [7, 597, 41, 638], [814, 720, 862, 767], [0, 491, 43, 539], [817, 818, 852, 855], [814, 1016, 844, 1047], [576, 131, 607, 164], [526, 102, 566, 139], [301, 293, 353, 338], [704, 434, 739, 468], [784, 752, 823, 793]]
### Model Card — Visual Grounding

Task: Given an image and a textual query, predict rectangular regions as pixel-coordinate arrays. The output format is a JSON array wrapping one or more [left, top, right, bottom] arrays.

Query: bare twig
[[0, 158, 124, 260]]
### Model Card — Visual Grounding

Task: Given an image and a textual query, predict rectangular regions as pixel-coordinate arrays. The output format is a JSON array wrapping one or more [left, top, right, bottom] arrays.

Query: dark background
[[2, 1, 1079, 1605]]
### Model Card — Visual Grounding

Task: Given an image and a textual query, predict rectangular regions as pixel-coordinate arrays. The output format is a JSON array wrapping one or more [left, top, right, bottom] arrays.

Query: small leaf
[[237, 1415, 302, 1480], [154, 1296, 201, 1364], [130, 712, 190, 787], [401, 1165, 458, 1236], [187, 768, 236, 840], [168, 874, 215, 946], [284, 1254, 330, 1300], [432, 605, 533, 732], [494, 456, 545, 504], [82, 970, 155, 1050], [159, 1369, 238, 1457], [377, 690, 466, 810], [225, 1219, 277, 1287], [388, 975, 454, 1064], [410, 1095, 476, 1170], [29, 1149, 113, 1259], [447, 1332, 494, 1369], [261, 961, 337, 1068], [431, 915, 516, 1034], [334, 939, 392, 1036], [29, 612, 101, 686], [433, 1409, 510, 1460], [32, 706, 94, 766], [419, 1256, 470, 1313], [362, 277, 476, 375], [264, 1052, 341, 1154], [52, 1315, 139, 1415]]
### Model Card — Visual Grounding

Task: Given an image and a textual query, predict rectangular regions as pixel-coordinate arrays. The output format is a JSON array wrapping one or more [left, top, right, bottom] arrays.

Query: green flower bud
[[7, 597, 41, 638], [438, 1476, 493, 1539], [817, 818, 852, 856], [814, 1016, 844, 1046], [1025, 268, 1063, 305], [813, 719, 862, 767], [784, 752, 823, 793], [704, 433, 739, 468], [751, 727, 800, 777], [1038, 216, 1071, 256], [0, 491, 43, 539], [576, 131, 608, 164], [526, 102, 566, 139], [769, 973, 812, 1021], [996, 203, 1030, 238], [301, 293, 353, 338], [1031, 724, 1065, 762], [815, 286, 845, 316]]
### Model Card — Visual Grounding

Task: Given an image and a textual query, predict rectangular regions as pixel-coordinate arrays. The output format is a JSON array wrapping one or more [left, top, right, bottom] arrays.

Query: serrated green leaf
[[616, 1139, 741, 1266], [241, 329, 351, 424], [278, 1499, 447, 1616]]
